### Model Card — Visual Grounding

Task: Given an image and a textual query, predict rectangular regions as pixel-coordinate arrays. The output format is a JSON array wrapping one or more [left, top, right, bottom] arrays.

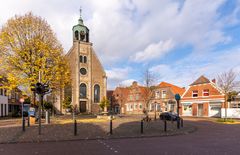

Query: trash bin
[[30, 116, 36, 125], [28, 107, 36, 125]]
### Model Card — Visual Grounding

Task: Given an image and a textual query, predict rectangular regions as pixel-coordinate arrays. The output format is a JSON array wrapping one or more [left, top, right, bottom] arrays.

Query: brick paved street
[[0, 118, 239, 155], [0, 115, 194, 143]]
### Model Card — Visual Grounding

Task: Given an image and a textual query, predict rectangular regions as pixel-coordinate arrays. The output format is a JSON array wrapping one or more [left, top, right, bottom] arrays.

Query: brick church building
[[64, 14, 107, 114]]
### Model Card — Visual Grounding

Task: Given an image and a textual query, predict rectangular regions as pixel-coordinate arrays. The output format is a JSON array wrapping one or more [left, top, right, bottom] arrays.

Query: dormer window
[[192, 90, 198, 97], [203, 89, 209, 96]]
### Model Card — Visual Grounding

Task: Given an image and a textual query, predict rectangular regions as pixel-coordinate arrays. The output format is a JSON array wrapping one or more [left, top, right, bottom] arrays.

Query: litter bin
[[28, 107, 36, 125]]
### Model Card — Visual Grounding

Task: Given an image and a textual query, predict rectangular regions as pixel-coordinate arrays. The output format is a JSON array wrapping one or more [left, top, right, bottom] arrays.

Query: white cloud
[[106, 67, 132, 89], [131, 39, 174, 62], [120, 79, 136, 87], [150, 46, 240, 87]]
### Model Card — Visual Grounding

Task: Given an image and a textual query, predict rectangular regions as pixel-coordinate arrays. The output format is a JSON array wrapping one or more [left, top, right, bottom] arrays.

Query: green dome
[[72, 16, 89, 42]]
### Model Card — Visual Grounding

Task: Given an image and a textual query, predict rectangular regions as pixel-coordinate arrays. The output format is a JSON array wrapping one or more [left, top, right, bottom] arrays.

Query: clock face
[[80, 31, 85, 41], [80, 68, 87, 75]]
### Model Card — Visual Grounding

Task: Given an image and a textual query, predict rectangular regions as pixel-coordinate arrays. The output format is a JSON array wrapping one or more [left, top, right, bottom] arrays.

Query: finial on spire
[[79, 7, 82, 19]]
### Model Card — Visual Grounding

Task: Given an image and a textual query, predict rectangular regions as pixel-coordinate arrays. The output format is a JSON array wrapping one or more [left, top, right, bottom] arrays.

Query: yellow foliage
[[0, 12, 70, 95]]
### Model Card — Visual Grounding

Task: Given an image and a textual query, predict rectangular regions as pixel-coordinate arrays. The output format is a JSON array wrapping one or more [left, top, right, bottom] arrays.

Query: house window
[[155, 91, 160, 99], [130, 104, 133, 110], [162, 90, 167, 98], [134, 103, 137, 110], [136, 94, 139, 100], [151, 104, 155, 111], [203, 89, 209, 96], [80, 83, 87, 99], [0, 89, 3, 95], [94, 84, 100, 103], [129, 95, 133, 100], [139, 103, 142, 109], [192, 90, 198, 97]]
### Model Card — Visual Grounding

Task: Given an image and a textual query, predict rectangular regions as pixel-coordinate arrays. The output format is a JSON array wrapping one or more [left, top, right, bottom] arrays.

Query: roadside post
[[141, 119, 143, 134], [181, 118, 184, 127], [164, 119, 167, 132], [20, 98, 25, 132], [175, 94, 181, 129], [110, 119, 113, 135], [74, 119, 77, 136]]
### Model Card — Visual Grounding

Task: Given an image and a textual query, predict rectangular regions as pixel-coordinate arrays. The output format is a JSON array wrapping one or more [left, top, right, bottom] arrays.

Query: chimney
[[132, 81, 138, 86], [212, 79, 216, 83]]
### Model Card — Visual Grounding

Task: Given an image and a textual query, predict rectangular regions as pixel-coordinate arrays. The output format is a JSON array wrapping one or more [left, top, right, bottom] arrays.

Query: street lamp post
[[154, 101, 157, 121], [175, 94, 181, 129], [20, 98, 25, 132]]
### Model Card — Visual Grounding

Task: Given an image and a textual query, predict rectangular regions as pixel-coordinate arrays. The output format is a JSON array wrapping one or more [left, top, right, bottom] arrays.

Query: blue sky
[[0, 0, 240, 89]]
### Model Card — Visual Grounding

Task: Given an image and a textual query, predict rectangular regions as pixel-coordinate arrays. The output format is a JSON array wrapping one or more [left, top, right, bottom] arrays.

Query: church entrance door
[[80, 101, 87, 113]]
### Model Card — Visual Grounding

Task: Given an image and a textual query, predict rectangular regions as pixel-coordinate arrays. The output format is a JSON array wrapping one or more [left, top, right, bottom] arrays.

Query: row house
[[181, 76, 225, 117], [0, 87, 8, 117], [112, 82, 146, 114], [112, 86, 129, 114], [124, 81, 147, 114], [0, 77, 21, 117], [150, 82, 185, 113], [112, 81, 185, 115]]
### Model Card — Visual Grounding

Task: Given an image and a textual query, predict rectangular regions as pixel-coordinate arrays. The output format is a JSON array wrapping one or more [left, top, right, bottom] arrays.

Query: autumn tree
[[99, 97, 110, 112], [142, 68, 156, 116], [0, 12, 70, 103], [218, 69, 238, 120]]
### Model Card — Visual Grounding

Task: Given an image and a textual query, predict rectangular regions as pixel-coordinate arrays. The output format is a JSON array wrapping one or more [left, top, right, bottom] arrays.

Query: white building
[[0, 88, 8, 117]]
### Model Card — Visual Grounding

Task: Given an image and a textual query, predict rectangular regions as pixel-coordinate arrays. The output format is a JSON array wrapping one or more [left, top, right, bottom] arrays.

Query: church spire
[[78, 7, 84, 25]]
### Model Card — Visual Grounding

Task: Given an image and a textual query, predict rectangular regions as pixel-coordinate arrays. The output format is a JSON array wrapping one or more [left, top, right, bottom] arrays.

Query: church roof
[[190, 75, 210, 86]]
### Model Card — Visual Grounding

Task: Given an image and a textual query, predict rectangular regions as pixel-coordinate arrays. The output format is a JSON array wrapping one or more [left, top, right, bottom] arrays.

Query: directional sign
[[175, 94, 181, 101]]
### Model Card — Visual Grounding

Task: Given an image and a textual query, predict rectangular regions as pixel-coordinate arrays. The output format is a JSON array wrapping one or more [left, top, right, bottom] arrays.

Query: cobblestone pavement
[[0, 115, 195, 143]]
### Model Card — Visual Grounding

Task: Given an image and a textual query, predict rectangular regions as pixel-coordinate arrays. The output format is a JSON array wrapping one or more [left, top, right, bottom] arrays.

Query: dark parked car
[[159, 112, 180, 121]]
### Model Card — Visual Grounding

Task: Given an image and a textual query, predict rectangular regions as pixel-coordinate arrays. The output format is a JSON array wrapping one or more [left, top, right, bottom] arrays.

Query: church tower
[[66, 11, 107, 113]]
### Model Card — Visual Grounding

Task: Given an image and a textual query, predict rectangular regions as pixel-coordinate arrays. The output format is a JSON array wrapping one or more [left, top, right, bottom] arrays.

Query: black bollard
[[22, 118, 25, 132], [177, 118, 180, 129], [141, 120, 143, 134], [164, 119, 167, 132], [110, 119, 113, 135], [181, 118, 183, 128], [28, 115, 30, 127], [74, 119, 77, 136]]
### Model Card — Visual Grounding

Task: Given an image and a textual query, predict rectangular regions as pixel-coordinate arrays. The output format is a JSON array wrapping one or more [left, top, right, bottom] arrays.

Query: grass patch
[[53, 118, 108, 124], [217, 118, 235, 123]]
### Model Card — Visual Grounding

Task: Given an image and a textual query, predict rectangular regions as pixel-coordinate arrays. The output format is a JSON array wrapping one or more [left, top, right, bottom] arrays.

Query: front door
[[198, 104, 203, 116], [80, 101, 86, 113]]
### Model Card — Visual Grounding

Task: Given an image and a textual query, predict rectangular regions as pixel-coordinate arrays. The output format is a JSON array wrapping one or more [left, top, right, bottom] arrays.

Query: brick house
[[112, 81, 147, 114], [124, 81, 147, 114], [150, 82, 185, 113], [112, 87, 129, 114], [181, 76, 225, 117]]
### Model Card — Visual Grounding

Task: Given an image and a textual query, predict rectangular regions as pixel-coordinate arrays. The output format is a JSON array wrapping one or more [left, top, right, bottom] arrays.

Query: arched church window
[[80, 83, 87, 98], [75, 31, 79, 40], [84, 56, 87, 63], [94, 84, 100, 103], [80, 55, 83, 63]]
